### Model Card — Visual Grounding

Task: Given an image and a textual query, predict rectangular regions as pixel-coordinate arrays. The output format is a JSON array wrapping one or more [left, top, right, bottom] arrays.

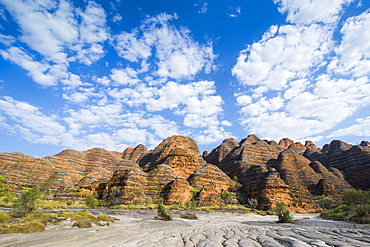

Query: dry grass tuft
[[72, 220, 92, 228]]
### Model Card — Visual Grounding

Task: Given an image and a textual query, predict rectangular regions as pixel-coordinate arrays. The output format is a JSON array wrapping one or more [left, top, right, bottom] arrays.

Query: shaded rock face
[[257, 168, 292, 210], [204, 138, 239, 165], [304, 140, 370, 190], [122, 144, 148, 163]]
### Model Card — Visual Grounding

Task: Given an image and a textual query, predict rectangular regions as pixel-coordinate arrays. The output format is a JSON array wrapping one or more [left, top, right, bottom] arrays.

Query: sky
[[0, 0, 370, 157]]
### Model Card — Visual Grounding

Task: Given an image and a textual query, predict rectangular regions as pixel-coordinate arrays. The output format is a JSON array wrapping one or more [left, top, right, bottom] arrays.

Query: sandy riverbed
[[1, 209, 370, 247]]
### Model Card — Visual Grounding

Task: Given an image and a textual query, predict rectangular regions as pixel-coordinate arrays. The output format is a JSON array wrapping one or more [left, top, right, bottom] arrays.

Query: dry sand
[[1, 209, 370, 247]]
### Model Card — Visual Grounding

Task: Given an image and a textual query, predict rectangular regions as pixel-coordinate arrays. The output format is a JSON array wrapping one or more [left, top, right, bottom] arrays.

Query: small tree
[[246, 198, 259, 209], [273, 201, 294, 223], [342, 189, 370, 206], [315, 195, 334, 210], [85, 194, 99, 208], [157, 204, 172, 221], [220, 191, 234, 204], [12, 187, 42, 218]]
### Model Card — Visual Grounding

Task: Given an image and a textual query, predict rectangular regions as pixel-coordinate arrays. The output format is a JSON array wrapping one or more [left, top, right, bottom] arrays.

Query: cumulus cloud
[[232, 0, 370, 143], [329, 116, 370, 138], [112, 13, 216, 80], [0, 2, 231, 152], [0, 96, 182, 151], [0, 47, 67, 86], [0, 96, 66, 143], [328, 10, 370, 77], [273, 0, 353, 24], [232, 24, 333, 90], [0, 0, 109, 85]]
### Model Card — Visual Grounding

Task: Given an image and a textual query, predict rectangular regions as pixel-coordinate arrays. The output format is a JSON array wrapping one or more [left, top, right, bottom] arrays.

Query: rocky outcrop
[[99, 136, 234, 206], [0, 148, 137, 193], [188, 164, 233, 194], [122, 144, 148, 163], [305, 140, 370, 190], [195, 183, 225, 206], [162, 178, 193, 205], [102, 169, 148, 205], [204, 138, 239, 165], [257, 168, 292, 210], [139, 136, 206, 178], [1, 134, 367, 210], [206, 135, 353, 212]]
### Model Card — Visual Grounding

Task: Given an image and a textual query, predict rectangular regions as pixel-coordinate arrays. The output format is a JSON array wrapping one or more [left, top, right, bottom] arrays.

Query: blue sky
[[0, 0, 370, 157]]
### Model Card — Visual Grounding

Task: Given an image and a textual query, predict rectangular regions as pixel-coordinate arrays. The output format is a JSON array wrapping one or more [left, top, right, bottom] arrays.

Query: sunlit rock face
[[1, 134, 366, 211]]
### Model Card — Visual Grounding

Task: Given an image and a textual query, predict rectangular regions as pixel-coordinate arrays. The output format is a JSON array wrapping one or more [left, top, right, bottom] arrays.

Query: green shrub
[[320, 205, 352, 220], [157, 204, 172, 221], [342, 189, 370, 206], [180, 212, 198, 220], [85, 194, 99, 208], [73, 220, 92, 228], [246, 198, 259, 209], [315, 195, 334, 210], [220, 191, 235, 204], [273, 201, 294, 223], [11, 187, 42, 218], [354, 204, 370, 217], [23, 212, 60, 225], [185, 200, 197, 210]]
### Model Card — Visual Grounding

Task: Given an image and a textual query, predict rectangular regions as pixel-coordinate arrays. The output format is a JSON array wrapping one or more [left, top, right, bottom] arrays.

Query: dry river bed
[[1, 209, 370, 247]]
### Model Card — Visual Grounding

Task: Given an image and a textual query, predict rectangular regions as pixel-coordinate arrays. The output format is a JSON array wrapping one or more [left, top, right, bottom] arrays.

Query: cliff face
[[304, 140, 370, 190], [0, 148, 138, 190], [204, 135, 354, 212], [1, 134, 368, 211], [99, 136, 233, 206]]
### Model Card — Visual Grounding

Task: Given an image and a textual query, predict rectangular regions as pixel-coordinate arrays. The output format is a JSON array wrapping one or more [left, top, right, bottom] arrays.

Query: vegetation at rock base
[[72, 220, 93, 228], [321, 189, 370, 224], [273, 201, 294, 223], [85, 194, 99, 208], [0, 175, 14, 208], [157, 204, 172, 221], [180, 212, 198, 220], [0, 209, 115, 234], [11, 187, 42, 218], [315, 195, 334, 210]]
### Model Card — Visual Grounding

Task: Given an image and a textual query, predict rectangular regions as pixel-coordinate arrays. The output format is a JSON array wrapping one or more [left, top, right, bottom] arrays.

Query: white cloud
[[233, 0, 370, 143], [1, 0, 78, 64], [0, 0, 109, 85], [0, 47, 67, 86], [273, 0, 353, 24], [112, 13, 216, 80], [232, 24, 333, 90], [0, 34, 15, 46], [328, 10, 370, 77], [329, 116, 370, 138], [198, 3, 208, 14], [110, 67, 139, 85], [0, 96, 66, 142]]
